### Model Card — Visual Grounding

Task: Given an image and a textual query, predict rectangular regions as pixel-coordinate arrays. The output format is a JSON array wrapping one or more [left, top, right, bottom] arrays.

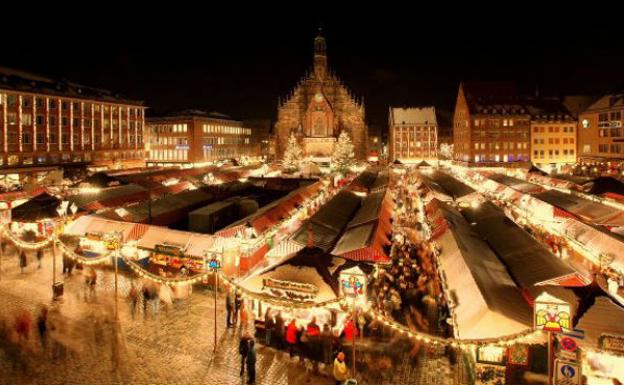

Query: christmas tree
[[283, 132, 303, 173], [331, 130, 356, 174]]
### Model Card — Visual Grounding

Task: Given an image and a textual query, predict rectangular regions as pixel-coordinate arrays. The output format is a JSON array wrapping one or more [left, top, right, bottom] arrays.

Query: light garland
[[2, 226, 53, 250], [367, 297, 541, 348], [55, 239, 113, 265], [218, 273, 343, 310], [123, 257, 209, 287]]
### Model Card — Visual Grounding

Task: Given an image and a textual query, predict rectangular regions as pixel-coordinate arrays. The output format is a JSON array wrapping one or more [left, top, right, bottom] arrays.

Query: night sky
[[3, 7, 623, 130]]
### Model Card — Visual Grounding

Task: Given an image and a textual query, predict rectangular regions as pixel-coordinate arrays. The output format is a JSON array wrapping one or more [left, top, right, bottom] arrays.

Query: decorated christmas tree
[[282, 132, 303, 173], [331, 130, 356, 174]]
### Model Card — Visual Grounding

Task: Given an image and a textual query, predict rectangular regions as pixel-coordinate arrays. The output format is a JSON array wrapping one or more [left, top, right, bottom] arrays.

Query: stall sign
[[339, 266, 367, 298], [534, 292, 571, 333], [599, 334, 624, 354], [554, 360, 580, 385], [263, 278, 319, 295], [154, 243, 183, 256], [507, 344, 530, 366], [208, 258, 221, 270], [477, 345, 506, 364], [86, 232, 103, 241]]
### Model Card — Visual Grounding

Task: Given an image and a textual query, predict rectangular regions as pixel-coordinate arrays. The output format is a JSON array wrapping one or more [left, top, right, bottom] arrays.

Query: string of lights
[[2, 226, 53, 250], [55, 239, 113, 265], [366, 306, 541, 348]]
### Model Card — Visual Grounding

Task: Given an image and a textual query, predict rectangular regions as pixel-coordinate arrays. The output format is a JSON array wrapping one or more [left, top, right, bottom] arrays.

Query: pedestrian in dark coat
[[19, 250, 27, 273], [234, 289, 243, 325], [36, 306, 48, 351], [239, 331, 252, 377], [36, 248, 43, 269], [226, 289, 235, 328], [246, 338, 257, 384], [274, 311, 285, 349]]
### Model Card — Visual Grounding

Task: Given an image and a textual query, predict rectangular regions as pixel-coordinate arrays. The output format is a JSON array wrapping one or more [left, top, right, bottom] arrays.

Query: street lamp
[[207, 251, 221, 353], [106, 231, 123, 319]]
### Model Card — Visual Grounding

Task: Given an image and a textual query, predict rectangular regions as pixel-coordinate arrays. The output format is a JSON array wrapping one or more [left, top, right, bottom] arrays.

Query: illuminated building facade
[[0, 67, 146, 171], [529, 101, 577, 172], [146, 110, 259, 166], [578, 93, 624, 162], [453, 82, 531, 166], [274, 31, 367, 160], [388, 107, 437, 163]]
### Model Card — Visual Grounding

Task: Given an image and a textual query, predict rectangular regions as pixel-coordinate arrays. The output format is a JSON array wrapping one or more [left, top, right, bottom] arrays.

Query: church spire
[[313, 27, 327, 80]]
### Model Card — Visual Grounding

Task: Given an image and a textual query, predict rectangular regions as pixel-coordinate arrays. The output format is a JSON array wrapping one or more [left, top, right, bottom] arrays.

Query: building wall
[[578, 108, 624, 161], [146, 116, 258, 165], [530, 120, 577, 168], [0, 90, 145, 169], [453, 86, 472, 162], [389, 124, 437, 162], [453, 85, 530, 166]]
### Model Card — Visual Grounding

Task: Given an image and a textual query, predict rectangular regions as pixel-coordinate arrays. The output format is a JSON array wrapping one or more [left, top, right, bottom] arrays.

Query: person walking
[[239, 300, 249, 333], [128, 282, 140, 320], [274, 311, 285, 349], [226, 288, 235, 328], [36, 248, 44, 269], [19, 250, 27, 273], [264, 308, 274, 347], [239, 331, 252, 377], [246, 338, 257, 384], [36, 306, 48, 353], [142, 283, 151, 318], [234, 289, 243, 326], [286, 319, 298, 358], [321, 323, 333, 365], [333, 351, 348, 385]]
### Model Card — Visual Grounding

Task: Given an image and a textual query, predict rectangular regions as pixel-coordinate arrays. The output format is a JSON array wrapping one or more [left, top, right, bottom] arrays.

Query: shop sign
[[534, 292, 571, 333], [554, 360, 580, 385], [599, 334, 624, 354], [154, 243, 183, 256], [339, 266, 367, 298], [507, 344, 530, 366], [263, 278, 319, 295]]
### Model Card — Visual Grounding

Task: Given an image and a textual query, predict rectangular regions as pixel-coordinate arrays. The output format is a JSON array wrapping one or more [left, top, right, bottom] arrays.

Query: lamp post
[[53, 200, 70, 300], [207, 252, 221, 353], [107, 231, 122, 319], [340, 267, 366, 381]]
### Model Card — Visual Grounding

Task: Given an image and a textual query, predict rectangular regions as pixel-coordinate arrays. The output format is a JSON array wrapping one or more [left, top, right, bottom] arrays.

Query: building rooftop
[[390, 107, 437, 125], [147, 109, 238, 122], [0, 66, 144, 106], [583, 92, 624, 112]]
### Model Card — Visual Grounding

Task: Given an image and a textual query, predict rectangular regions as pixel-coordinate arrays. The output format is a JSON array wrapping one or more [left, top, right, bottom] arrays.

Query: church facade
[[274, 32, 368, 160]]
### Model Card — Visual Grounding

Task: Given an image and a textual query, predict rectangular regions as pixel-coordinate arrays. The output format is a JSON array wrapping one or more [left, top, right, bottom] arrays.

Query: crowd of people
[[371, 230, 450, 337], [224, 285, 359, 384]]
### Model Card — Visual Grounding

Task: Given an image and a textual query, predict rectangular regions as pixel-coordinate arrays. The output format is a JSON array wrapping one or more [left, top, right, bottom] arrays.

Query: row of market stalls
[[417, 169, 482, 205], [479, 172, 624, 278], [444, 166, 624, 384]]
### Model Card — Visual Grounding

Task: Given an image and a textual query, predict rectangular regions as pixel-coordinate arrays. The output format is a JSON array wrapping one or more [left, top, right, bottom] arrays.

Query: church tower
[[274, 32, 368, 160], [313, 29, 327, 80]]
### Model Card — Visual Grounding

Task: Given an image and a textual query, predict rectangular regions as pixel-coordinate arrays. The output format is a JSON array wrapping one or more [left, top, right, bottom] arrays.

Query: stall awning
[[427, 199, 533, 339], [137, 226, 192, 250], [184, 234, 216, 258], [67, 215, 142, 242]]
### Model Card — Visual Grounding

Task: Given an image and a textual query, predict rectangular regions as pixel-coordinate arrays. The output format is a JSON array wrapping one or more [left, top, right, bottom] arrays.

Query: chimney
[[306, 223, 314, 248]]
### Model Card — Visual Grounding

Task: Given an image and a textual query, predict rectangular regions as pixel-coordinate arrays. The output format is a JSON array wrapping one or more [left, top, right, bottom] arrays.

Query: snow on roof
[[390, 107, 437, 125], [584, 93, 624, 112]]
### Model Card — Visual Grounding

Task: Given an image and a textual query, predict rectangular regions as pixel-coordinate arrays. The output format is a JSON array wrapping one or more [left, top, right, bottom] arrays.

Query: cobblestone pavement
[[0, 248, 467, 385]]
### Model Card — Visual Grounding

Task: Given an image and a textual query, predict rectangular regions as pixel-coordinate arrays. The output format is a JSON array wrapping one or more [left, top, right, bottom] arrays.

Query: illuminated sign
[[534, 292, 571, 333]]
